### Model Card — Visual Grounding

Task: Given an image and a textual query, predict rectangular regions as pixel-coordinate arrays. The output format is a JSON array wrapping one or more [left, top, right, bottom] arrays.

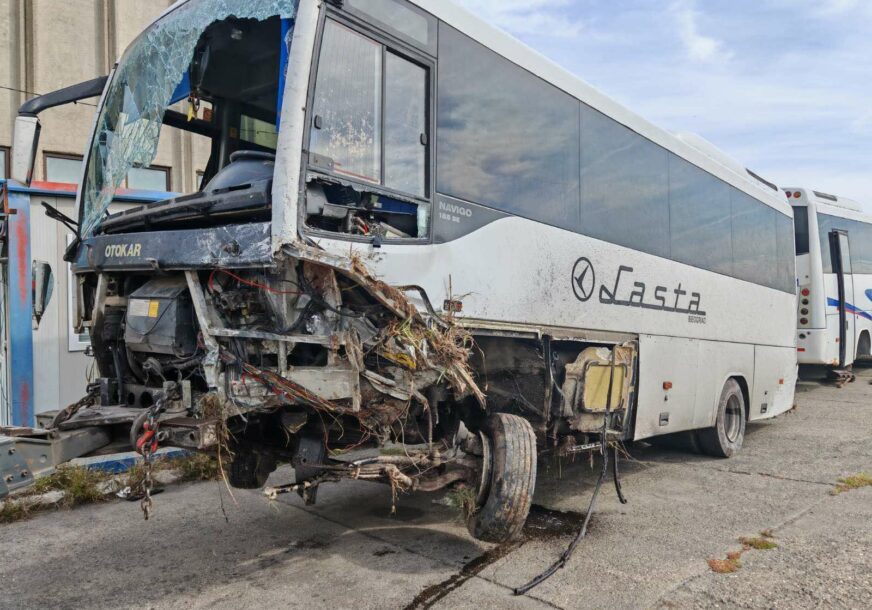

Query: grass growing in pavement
[[30, 465, 115, 507], [0, 500, 30, 524], [740, 536, 778, 550], [173, 453, 223, 482], [0, 454, 222, 525], [708, 551, 743, 574], [709, 531, 778, 573], [831, 472, 872, 495]]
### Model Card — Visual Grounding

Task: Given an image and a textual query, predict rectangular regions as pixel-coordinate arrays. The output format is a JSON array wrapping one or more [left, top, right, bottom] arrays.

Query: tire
[[466, 413, 537, 543], [697, 379, 746, 458], [228, 451, 275, 490]]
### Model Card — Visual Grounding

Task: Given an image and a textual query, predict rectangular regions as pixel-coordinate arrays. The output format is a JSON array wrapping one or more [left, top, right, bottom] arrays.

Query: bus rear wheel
[[698, 379, 746, 458], [466, 413, 537, 543]]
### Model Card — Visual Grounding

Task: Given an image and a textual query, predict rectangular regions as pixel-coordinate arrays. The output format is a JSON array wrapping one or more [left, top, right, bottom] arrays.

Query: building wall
[[0, 0, 209, 190], [0, 0, 213, 417]]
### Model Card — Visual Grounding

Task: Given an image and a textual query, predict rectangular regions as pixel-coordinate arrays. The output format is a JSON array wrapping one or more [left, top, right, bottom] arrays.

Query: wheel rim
[[724, 394, 742, 443], [475, 431, 493, 506]]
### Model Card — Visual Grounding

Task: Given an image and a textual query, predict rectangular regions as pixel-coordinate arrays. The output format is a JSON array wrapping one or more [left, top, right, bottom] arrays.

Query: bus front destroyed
[[12, 239, 639, 546]]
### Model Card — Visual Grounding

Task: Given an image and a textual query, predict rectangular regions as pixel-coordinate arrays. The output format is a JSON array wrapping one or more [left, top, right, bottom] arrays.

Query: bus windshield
[[79, 0, 298, 237]]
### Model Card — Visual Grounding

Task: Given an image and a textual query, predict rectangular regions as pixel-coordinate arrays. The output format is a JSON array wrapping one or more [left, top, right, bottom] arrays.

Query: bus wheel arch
[[698, 377, 747, 458], [732, 375, 751, 422], [857, 331, 871, 358]]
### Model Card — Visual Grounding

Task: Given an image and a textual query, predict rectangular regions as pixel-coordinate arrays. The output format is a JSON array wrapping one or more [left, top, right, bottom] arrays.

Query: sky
[[453, 0, 872, 206]]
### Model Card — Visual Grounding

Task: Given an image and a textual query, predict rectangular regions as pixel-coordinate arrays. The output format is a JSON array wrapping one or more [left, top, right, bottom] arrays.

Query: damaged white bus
[[6, 0, 797, 543], [789, 187, 872, 378]]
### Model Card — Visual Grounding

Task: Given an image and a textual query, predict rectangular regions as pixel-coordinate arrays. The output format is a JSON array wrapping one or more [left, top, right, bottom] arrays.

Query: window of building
[[310, 19, 430, 199], [45, 154, 84, 184], [437, 24, 580, 230], [0, 147, 9, 180], [126, 165, 171, 191], [240, 115, 279, 151]]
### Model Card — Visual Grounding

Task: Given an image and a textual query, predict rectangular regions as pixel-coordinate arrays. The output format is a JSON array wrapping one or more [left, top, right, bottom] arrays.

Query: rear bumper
[[797, 328, 838, 366]]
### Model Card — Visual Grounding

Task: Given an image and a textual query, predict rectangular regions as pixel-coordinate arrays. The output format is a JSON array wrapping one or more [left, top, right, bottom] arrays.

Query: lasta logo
[[572, 259, 707, 319]]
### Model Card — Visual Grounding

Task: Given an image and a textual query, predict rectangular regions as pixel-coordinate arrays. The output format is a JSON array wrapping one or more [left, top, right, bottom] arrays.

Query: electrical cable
[[0, 84, 97, 108]]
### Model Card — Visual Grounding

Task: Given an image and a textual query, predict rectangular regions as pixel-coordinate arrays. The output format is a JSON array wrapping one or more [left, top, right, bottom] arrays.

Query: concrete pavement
[[0, 370, 869, 609]]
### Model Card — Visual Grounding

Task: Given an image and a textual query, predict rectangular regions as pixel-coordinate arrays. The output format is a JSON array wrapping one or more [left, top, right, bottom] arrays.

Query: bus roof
[[151, 0, 790, 216], [787, 187, 872, 223]]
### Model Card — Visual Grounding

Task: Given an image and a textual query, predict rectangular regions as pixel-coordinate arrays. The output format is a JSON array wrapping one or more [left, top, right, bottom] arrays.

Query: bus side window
[[307, 19, 431, 240]]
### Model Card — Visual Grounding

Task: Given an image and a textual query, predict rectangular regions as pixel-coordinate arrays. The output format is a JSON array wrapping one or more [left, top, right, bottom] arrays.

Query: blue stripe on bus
[[827, 297, 872, 321]]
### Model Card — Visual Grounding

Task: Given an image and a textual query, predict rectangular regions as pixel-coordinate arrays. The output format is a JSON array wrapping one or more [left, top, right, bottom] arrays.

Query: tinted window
[[853, 222, 872, 274], [345, 0, 437, 54], [385, 52, 427, 197], [580, 105, 670, 257], [818, 214, 872, 274], [311, 21, 383, 184], [775, 212, 797, 293], [732, 190, 777, 287], [437, 25, 580, 230], [668, 155, 733, 275], [818, 213, 835, 273], [793, 206, 810, 255]]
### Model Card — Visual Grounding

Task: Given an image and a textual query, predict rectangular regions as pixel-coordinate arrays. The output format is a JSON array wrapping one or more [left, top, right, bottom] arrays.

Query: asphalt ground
[[1, 369, 869, 609]]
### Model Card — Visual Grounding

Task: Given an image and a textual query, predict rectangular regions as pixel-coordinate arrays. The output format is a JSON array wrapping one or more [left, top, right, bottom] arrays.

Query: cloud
[[449, 1, 872, 205], [670, 0, 733, 63], [453, 0, 584, 39]]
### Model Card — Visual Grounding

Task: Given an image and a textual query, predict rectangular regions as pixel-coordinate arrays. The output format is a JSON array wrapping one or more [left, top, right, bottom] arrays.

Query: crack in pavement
[[276, 497, 562, 609], [706, 467, 837, 488], [647, 496, 831, 609]]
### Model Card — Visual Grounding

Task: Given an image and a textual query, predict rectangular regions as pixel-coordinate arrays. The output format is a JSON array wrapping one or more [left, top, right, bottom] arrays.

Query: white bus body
[[789, 187, 872, 368], [30, 0, 799, 538]]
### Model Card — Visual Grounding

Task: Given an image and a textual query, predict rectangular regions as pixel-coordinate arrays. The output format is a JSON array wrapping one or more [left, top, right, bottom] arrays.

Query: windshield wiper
[[42, 201, 85, 262], [42, 201, 80, 236]]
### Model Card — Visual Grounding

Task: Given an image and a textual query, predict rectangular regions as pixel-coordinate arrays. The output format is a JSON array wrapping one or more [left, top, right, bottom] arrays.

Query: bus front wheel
[[698, 379, 746, 458], [466, 413, 537, 543]]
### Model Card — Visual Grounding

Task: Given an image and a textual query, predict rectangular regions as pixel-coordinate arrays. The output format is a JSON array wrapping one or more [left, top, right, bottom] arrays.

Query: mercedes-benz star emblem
[[572, 258, 595, 302]]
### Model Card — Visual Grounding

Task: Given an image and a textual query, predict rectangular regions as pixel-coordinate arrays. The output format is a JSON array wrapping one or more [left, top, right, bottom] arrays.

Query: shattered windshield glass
[[80, 0, 298, 237]]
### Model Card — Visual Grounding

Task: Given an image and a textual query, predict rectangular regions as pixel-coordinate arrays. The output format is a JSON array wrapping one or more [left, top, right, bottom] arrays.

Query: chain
[[135, 383, 178, 520], [140, 409, 157, 520]]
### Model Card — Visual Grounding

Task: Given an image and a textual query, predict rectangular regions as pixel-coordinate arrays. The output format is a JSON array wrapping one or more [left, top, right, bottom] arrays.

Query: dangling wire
[[514, 346, 627, 595]]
